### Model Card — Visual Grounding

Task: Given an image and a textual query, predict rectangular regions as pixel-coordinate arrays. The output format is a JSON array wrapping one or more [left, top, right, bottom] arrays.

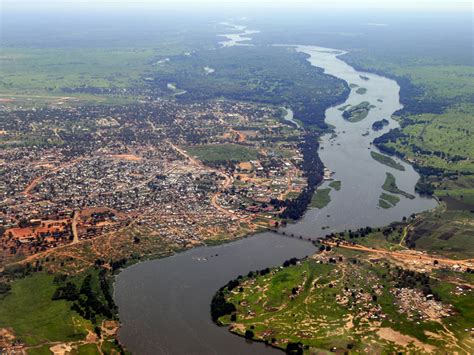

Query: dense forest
[[280, 133, 324, 220], [149, 47, 349, 129]]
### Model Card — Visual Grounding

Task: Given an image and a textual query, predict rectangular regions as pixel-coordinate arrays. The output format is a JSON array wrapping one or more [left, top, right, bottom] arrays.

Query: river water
[[115, 233, 314, 355], [115, 40, 437, 354], [218, 23, 260, 47], [280, 46, 437, 237]]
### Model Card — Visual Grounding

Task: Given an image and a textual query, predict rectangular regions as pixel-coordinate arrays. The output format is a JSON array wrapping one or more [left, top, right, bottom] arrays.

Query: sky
[[2, 0, 472, 11]]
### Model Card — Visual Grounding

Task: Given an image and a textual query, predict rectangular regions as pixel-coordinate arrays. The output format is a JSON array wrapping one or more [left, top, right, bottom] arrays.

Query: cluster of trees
[[52, 272, 117, 324], [246, 267, 271, 279], [280, 133, 324, 220], [210, 290, 236, 322], [373, 128, 406, 158], [415, 177, 435, 196], [392, 268, 439, 299], [1, 263, 34, 279], [394, 76, 447, 116], [342, 226, 374, 239], [286, 341, 305, 354], [110, 258, 128, 272], [371, 118, 389, 131], [282, 257, 299, 267]]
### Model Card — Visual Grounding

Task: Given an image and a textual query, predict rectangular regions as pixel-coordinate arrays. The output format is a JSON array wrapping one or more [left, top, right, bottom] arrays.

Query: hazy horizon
[[2, 0, 472, 12]]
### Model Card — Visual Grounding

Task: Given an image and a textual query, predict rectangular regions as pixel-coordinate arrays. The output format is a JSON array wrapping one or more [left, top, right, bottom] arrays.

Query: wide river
[[115, 40, 437, 354]]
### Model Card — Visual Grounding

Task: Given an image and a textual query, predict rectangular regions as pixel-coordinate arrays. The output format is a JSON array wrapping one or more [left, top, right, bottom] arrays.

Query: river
[[218, 23, 260, 47], [280, 45, 437, 237], [115, 233, 314, 354], [115, 40, 437, 354]]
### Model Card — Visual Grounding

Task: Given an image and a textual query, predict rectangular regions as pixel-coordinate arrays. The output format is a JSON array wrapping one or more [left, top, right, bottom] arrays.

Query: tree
[[286, 342, 304, 354], [94, 326, 101, 337], [210, 291, 236, 322], [244, 330, 254, 339]]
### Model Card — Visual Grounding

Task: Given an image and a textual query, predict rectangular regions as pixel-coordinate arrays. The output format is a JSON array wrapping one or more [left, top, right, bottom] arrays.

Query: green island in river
[[310, 188, 331, 209], [378, 192, 400, 208], [371, 151, 405, 171], [342, 101, 374, 122], [382, 172, 415, 199], [329, 180, 341, 191]]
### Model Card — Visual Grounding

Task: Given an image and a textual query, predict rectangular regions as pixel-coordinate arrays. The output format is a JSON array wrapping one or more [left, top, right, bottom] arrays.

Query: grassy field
[[0, 273, 91, 346], [382, 173, 415, 199], [185, 144, 259, 162], [435, 175, 474, 209], [389, 65, 473, 102], [310, 188, 331, 208], [0, 48, 154, 90], [392, 106, 473, 173], [405, 209, 474, 259], [217, 256, 473, 353], [0, 42, 204, 107], [371, 151, 405, 171]]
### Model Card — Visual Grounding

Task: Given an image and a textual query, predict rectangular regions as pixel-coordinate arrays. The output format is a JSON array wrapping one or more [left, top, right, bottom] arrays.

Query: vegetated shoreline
[[209, 46, 444, 352]]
